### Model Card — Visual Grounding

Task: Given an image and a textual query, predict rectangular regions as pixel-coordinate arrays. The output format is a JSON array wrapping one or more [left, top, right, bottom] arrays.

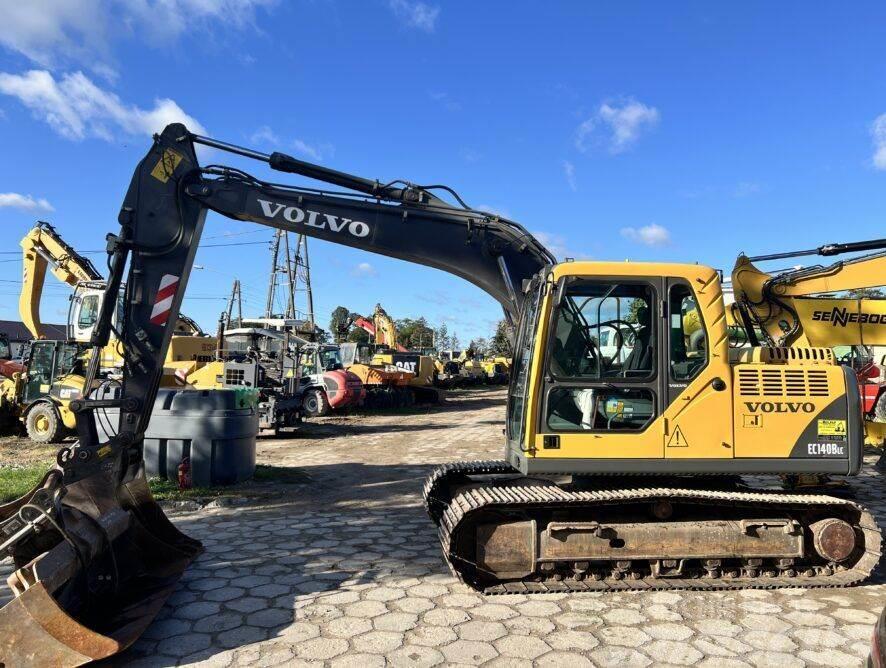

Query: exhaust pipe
[[0, 465, 202, 666]]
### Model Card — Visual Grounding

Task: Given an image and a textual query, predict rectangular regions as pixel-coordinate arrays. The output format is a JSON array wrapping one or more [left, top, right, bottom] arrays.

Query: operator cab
[[69, 284, 124, 343], [509, 268, 709, 440]]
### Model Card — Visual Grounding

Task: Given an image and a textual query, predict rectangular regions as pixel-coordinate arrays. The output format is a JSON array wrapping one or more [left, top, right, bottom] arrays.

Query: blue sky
[[0, 2, 884, 343]]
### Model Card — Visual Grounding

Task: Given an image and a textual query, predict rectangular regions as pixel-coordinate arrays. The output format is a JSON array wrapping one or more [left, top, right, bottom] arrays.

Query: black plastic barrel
[[94, 386, 259, 487]]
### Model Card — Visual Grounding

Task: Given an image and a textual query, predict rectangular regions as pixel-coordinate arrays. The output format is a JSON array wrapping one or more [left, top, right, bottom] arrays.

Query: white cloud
[[0, 192, 55, 212], [733, 181, 762, 197], [388, 0, 439, 31], [0, 1, 274, 76], [249, 126, 332, 161], [620, 223, 670, 247], [352, 262, 377, 278], [250, 125, 280, 145], [429, 91, 460, 112], [292, 138, 334, 162], [576, 99, 659, 154], [0, 69, 205, 140], [460, 147, 481, 163], [563, 160, 576, 191], [0, 1, 107, 71], [873, 113, 886, 170]]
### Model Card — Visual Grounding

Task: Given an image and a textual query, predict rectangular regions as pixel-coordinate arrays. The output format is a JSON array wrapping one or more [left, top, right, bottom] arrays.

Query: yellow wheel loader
[[0, 125, 880, 664]]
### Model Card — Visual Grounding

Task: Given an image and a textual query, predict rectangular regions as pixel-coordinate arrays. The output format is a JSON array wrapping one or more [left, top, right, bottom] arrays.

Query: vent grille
[[738, 368, 830, 397], [225, 368, 246, 386]]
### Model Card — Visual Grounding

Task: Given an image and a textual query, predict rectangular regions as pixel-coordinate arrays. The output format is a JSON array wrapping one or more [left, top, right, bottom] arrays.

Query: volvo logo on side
[[257, 199, 371, 238], [744, 401, 816, 414]]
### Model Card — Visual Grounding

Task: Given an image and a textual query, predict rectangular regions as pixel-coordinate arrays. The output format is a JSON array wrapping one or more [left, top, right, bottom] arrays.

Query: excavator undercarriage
[[424, 461, 881, 592]]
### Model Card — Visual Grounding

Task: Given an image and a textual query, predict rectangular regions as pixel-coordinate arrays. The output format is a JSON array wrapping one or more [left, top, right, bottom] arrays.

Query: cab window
[[299, 351, 317, 375], [669, 284, 707, 381], [548, 281, 655, 380], [77, 295, 100, 329], [507, 278, 542, 444]]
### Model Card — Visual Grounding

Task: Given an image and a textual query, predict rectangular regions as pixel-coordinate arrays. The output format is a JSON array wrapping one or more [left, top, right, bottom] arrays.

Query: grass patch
[[252, 464, 310, 484], [148, 464, 309, 503], [0, 460, 309, 505], [0, 465, 50, 503], [148, 477, 227, 502]]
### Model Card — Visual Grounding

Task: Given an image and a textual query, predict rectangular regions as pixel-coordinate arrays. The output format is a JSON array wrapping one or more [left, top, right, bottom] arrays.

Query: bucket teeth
[[0, 465, 202, 666]]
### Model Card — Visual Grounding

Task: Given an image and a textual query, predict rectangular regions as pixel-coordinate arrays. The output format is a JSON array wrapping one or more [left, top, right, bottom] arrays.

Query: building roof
[[0, 320, 67, 342]]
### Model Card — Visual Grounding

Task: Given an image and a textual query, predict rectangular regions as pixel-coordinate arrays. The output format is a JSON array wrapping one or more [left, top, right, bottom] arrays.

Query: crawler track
[[423, 460, 882, 593]]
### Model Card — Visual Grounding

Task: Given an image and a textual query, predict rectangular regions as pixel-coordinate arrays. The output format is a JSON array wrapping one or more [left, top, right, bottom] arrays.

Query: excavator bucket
[[0, 465, 202, 666]]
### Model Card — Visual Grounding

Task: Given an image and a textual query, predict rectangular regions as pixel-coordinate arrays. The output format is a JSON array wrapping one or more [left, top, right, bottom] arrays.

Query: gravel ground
[[2, 386, 884, 667]]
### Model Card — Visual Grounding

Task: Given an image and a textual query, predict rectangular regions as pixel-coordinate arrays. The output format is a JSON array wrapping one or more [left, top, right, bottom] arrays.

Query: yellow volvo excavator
[[0, 125, 880, 664]]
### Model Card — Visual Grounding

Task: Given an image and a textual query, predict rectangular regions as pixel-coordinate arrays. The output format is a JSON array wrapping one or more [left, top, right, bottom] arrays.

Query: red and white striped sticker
[[150, 274, 179, 326], [174, 367, 189, 385]]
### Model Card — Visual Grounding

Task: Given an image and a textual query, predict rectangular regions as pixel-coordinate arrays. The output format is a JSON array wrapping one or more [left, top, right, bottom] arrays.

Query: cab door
[[23, 341, 57, 402], [537, 276, 666, 459], [662, 278, 734, 459]]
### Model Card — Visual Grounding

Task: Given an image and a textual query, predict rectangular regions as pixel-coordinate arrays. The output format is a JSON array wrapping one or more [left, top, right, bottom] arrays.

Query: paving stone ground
[[3, 387, 885, 666]]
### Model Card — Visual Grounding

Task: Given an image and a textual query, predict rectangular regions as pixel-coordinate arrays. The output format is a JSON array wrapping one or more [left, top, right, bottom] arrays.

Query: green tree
[[329, 306, 353, 343], [347, 327, 370, 343], [846, 287, 886, 299], [489, 320, 513, 356], [469, 337, 489, 357], [435, 322, 450, 350], [396, 317, 435, 350]]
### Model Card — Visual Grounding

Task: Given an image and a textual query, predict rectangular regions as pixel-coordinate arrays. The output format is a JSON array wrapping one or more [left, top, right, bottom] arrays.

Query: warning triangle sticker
[[667, 426, 689, 448]]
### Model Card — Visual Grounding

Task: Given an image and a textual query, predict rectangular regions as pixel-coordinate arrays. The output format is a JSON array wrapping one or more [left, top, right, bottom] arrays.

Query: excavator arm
[[0, 124, 552, 664], [731, 239, 886, 347], [19, 221, 102, 339], [372, 304, 407, 351]]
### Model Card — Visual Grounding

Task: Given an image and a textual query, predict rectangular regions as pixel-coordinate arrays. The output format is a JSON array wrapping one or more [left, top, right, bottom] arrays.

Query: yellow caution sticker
[[818, 419, 847, 439], [97, 445, 112, 458], [743, 414, 762, 428], [667, 425, 689, 448], [150, 148, 184, 183]]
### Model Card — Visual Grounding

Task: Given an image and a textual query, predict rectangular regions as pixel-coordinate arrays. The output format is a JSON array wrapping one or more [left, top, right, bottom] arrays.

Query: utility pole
[[264, 230, 282, 319], [226, 279, 242, 328], [264, 229, 316, 339], [293, 234, 315, 332]]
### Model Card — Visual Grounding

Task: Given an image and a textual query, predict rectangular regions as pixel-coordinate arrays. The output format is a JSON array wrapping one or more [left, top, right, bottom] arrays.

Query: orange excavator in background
[[348, 303, 441, 403]]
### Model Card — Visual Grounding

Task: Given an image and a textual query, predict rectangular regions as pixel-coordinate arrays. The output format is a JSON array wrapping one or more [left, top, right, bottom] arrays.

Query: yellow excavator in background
[[0, 125, 881, 664], [3, 222, 220, 441], [351, 303, 441, 402], [731, 240, 886, 446]]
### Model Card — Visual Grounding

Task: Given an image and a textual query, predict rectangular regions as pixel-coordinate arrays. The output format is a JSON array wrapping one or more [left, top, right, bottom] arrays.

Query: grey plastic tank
[[94, 386, 259, 487]]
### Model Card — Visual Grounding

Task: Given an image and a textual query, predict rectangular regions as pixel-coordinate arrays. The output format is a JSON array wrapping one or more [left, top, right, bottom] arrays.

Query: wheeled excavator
[[4, 222, 221, 442], [0, 125, 881, 665]]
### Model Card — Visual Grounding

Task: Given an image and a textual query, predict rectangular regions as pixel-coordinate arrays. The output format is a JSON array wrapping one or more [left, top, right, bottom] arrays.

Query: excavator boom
[[732, 240, 886, 347], [19, 221, 102, 339]]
